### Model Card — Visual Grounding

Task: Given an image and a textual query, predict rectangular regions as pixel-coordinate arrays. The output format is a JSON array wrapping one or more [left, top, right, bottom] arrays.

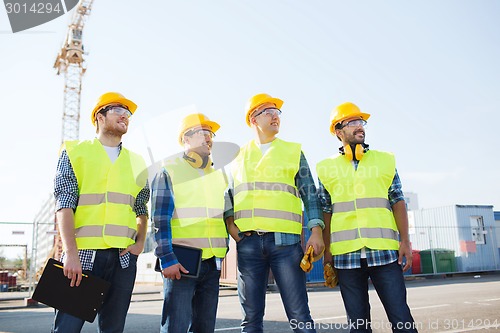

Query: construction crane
[[54, 0, 95, 142], [51, 0, 95, 260]]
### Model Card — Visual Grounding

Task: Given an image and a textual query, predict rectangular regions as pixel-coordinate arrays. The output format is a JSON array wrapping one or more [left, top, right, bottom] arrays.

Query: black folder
[[155, 244, 203, 278], [32, 258, 111, 322]]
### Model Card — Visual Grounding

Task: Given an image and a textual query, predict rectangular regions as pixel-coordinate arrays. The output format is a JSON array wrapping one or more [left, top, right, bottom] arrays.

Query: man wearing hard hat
[[52, 92, 149, 332], [151, 113, 229, 333], [225, 93, 324, 333], [317, 102, 417, 332]]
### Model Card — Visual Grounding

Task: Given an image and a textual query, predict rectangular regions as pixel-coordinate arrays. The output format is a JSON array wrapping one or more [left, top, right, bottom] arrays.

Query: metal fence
[[303, 225, 500, 283]]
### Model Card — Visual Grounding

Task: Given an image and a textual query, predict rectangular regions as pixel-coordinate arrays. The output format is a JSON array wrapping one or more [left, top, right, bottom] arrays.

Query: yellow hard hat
[[244, 93, 283, 126], [91, 92, 137, 125], [178, 113, 220, 145], [329, 102, 370, 135]]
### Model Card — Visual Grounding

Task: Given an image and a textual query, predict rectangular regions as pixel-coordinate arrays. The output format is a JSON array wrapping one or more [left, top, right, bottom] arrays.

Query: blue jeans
[[160, 257, 221, 333], [237, 233, 315, 333], [337, 259, 417, 333], [52, 248, 138, 333]]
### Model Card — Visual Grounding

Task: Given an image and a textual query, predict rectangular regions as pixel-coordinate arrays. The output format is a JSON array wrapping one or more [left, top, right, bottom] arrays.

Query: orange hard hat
[[329, 102, 370, 135], [178, 113, 220, 145], [244, 93, 283, 126], [91, 92, 137, 125]]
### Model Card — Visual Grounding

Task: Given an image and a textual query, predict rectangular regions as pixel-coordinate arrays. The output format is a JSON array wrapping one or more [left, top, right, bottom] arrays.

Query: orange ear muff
[[343, 144, 366, 161], [185, 152, 211, 169]]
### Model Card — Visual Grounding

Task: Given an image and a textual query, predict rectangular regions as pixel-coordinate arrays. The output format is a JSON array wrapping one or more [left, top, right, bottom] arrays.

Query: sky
[[1, 1, 499, 258]]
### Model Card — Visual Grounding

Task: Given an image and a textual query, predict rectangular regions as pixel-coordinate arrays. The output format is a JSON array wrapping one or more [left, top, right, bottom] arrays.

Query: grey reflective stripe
[[330, 229, 359, 243], [75, 225, 136, 240], [360, 228, 399, 241], [332, 201, 355, 213], [107, 192, 135, 209], [77, 192, 135, 209], [235, 182, 300, 198], [75, 225, 103, 237], [331, 227, 399, 242], [235, 209, 302, 223], [78, 194, 106, 206], [356, 198, 391, 211], [332, 198, 391, 213], [173, 207, 224, 219], [173, 238, 227, 248]]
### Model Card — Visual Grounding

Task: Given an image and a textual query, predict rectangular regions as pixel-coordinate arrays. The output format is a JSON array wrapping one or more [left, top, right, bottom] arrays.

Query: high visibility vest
[[316, 150, 399, 255], [66, 139, 147, 249], [165, 157, 228, 259], [231, 138, 303, 234]]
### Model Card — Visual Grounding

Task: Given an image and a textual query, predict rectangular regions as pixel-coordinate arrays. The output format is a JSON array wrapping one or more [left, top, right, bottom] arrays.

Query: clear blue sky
[[1, 1, 499, 258]]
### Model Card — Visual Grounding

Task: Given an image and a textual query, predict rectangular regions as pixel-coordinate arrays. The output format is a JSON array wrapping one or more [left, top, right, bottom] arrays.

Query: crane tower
[[54, 0, 95, 142]]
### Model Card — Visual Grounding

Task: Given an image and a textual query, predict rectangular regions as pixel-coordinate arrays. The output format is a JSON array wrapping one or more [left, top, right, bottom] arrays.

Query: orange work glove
[[300, 246, 315, 272], [323, 263, 338, 288]]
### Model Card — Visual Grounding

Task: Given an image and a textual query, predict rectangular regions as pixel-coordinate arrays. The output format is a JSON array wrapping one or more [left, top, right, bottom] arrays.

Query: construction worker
[[317, 102, 417, 332], [225, 93, 324, 333], [52, 92, 149, 333], [151, 113, 229, 333]]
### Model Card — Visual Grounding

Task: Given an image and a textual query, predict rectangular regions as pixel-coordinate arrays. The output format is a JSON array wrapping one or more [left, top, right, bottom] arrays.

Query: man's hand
[[398, 239, 413, 272], [120, 239, 145, 257], [162, 263, 189, 280], [63, 251, 83, 287], [305, 226, 325, 259]]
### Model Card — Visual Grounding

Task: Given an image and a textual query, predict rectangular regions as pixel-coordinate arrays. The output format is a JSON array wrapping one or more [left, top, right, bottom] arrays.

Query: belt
[[244, 230, 272, 236]]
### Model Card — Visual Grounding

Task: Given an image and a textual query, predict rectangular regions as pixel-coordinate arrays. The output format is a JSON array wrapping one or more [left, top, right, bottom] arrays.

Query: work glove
[[300, 245, 324, 273], [323, 263, 338, 288]]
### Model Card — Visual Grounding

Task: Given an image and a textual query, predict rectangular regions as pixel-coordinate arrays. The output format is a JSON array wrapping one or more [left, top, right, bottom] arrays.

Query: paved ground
[[1, 273, 500, 332]]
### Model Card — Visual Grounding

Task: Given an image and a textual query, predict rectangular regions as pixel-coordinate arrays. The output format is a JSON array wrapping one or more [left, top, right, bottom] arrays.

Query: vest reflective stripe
[[317, 150, 399, 255], [173, 207, 224, 220], [231, 139, 303, 234], [331, 228, 399, 243], [235, 182, 300, 198], [332, 198, 391, 213], [235, 209, 302, 223], [66, 139, 147, 250], [164, 157, 228, 259], [172, 237, 228, 249], [78, 192, 135, 209], [75, 225, 137, 240]]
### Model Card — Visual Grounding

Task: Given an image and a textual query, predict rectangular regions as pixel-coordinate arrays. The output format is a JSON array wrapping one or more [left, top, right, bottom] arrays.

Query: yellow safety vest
[[165, 157, 228, 259], [317, 150, 399, 255], [231, 138, 303, 234], [66, 139, 147, 249]]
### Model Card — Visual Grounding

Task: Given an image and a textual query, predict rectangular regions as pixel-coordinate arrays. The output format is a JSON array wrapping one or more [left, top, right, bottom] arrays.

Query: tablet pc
[[155, 244, 203, 278], [32, 258, 110, 322]]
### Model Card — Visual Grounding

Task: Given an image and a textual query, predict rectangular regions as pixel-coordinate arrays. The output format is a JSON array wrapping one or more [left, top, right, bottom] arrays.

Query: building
[[409, 205, 499, 273]]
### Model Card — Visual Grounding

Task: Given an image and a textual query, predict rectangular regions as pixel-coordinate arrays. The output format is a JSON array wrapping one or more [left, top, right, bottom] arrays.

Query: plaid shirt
[[318, 155, 404, 269], [224, 151, 324, 246], [54, 143, 150, 270]]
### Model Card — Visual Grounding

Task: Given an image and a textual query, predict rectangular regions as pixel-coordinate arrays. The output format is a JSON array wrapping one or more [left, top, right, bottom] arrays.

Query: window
[[470, 216, 486, 245]]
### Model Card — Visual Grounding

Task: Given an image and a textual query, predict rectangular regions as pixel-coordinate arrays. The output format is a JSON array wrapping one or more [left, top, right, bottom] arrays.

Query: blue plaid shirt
[[54, 143, 150, 270], [318, 156, 404, 269], [224, 151, 324, 246]]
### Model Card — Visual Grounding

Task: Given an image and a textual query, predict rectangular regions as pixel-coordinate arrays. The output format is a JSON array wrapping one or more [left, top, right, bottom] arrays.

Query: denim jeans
[[160, 257, 221, 333], [237, 233, 316, 333], [52, 248, 138, 333], [337, 259, 417, 333]]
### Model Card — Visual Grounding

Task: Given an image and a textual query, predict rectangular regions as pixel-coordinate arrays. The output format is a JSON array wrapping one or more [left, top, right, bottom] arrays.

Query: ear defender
[[341, 144, 368, 161], [184, 152, 211, 169]]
